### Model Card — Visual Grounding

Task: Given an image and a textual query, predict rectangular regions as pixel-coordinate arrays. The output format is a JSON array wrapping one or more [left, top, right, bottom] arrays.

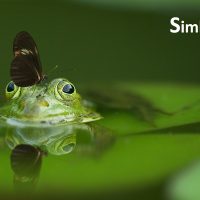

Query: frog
[[0, 78, 102, 127]]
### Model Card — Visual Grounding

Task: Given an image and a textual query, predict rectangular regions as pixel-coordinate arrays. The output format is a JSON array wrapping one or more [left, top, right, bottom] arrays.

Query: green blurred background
[[0, 0, 199, 91]]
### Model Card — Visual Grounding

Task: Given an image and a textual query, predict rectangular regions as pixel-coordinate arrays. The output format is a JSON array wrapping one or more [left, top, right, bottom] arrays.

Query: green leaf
[[96, 83, 200, 135]]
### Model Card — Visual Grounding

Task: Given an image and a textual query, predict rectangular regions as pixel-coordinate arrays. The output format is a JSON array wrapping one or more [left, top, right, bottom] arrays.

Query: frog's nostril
[[39, 100, 49, 107], [36, 94, 42, 98]]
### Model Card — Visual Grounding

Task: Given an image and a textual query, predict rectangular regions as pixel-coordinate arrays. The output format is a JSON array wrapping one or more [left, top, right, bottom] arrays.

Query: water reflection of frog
[[8, 123, 113, 189]]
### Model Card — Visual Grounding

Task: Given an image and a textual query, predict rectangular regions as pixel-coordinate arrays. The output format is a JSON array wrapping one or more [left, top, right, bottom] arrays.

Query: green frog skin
[[1, 78, 101, 127]]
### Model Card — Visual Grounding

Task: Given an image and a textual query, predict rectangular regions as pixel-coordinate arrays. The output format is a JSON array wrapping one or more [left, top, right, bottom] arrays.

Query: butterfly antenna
[[47, 65, 59, 77], [41, 65, 58, 85]]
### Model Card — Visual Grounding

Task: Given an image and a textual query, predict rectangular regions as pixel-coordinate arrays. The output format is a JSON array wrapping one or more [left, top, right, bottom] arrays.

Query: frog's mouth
[[5, 95, 101, 127], [7, 95, 78, 126], [6, 115, 78, 128]]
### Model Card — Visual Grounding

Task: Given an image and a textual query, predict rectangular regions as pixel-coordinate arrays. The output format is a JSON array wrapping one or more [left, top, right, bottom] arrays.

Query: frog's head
[[3, 78, 101, 125]]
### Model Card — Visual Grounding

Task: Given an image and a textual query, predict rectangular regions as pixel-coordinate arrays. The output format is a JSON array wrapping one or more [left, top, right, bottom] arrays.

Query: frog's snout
[[22, 96, 50, 117], [37, 99, 49, 107], [35, 95, 49, 107]]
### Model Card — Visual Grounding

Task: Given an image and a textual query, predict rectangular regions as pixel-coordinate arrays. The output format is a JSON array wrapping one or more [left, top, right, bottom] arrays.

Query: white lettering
[[185, 24, 198, 33], [170, 17, 180, 33]]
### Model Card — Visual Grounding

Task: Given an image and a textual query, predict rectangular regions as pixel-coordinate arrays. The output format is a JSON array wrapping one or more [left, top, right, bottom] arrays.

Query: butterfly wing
[[13, 31, 42, 72], [11, 54, 41, 87], [11, 31, 43, 87]]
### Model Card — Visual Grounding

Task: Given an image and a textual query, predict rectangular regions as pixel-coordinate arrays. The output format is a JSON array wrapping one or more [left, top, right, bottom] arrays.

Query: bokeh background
[[0, 0, 199, 91]]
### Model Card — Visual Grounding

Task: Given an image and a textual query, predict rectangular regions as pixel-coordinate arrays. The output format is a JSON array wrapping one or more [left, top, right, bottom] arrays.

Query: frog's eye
[[5, 81, 21, 99], [48, 79, 78, 101], [56, 80, 76, 101], [62, 84, 75, 94]]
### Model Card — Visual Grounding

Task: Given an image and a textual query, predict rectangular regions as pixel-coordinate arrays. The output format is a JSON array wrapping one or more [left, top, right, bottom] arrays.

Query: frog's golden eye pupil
[[7, 82, 15, 92], [62, 84, 74, 94]]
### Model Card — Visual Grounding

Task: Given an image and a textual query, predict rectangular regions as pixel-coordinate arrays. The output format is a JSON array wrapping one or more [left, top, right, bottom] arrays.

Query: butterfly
[[11, 31, 45, 87]]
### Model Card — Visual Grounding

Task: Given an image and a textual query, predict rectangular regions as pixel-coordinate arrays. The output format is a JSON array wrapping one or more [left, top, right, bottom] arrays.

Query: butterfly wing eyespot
[[11, 31, 44, 87]]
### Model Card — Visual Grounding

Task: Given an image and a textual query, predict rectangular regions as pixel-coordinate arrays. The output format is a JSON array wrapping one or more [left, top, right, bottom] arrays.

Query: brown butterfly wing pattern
[[11, 31, 43, 87]]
